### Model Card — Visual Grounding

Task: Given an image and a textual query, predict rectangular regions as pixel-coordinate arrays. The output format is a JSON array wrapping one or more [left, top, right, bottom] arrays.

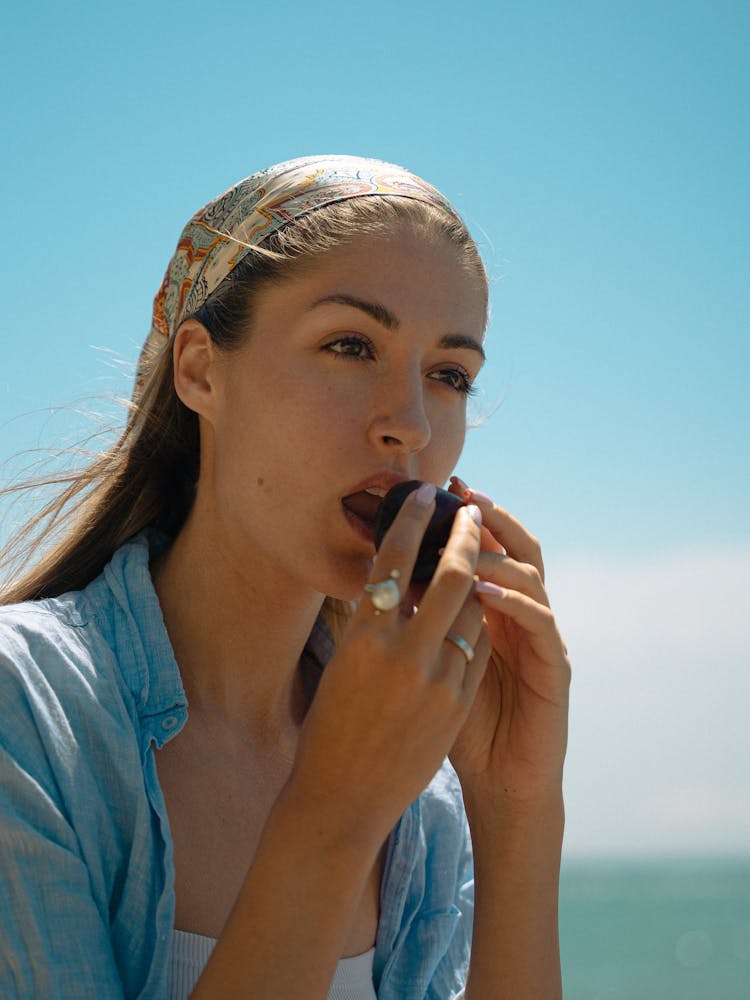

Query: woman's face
[[202, 225, 487, 601]]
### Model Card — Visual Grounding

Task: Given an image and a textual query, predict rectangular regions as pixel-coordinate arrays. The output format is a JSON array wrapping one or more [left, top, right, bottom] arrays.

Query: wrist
[[461, 787, 564, 1000], [462, 785, 565, 856], [462, 775, 564, 819], [272, 775, 383, 877]]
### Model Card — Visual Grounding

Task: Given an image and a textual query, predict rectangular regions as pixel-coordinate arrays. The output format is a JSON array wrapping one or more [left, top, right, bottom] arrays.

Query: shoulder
[[0, 590, 152, 886], [1, 591, 90, 658], [0, 594, 135, 787], [0, 593, 122, 716], [0, 599, 160, 1000]]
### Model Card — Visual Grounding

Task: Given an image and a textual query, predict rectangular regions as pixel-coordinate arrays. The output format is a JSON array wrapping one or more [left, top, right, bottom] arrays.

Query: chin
[[326, 578, 369, 604], [320, 556, 373, 603]]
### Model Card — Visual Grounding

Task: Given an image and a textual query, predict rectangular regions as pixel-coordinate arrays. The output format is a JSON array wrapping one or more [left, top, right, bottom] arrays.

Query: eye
[[428, 366, 476, 396], [322, 334, 375, 360]]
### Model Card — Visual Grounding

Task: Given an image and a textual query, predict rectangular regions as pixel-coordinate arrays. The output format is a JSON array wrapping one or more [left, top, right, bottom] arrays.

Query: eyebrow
[[309, 293, 486, 363], [440, 334, 486, 363], [311, 293, 399, 330]]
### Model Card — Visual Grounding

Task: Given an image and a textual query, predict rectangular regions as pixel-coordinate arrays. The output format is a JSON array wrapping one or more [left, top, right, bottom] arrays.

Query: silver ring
[[363, 569, 401, 614], [444, 631, 474, 664]]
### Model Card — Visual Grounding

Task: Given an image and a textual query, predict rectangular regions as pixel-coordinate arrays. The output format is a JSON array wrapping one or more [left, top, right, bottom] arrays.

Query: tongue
[[342, 490, 382, 522]]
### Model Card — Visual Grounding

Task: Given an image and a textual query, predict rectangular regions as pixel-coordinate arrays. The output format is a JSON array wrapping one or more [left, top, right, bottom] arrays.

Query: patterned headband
[[138, 154, 460, 391]]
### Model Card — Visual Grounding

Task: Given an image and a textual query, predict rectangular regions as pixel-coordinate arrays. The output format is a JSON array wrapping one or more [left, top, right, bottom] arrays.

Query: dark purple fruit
[[374, 480, 465, 582]]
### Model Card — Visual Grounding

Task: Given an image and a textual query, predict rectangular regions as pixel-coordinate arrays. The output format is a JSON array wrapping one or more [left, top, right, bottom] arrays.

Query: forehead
[[268, 228, 488, 335]]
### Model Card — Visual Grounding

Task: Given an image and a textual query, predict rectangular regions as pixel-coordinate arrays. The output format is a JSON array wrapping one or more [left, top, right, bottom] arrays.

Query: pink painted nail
[[474, 580, 506, 598], [414, 482, 437, 505], [469, 490, 494, 506], [465, 504, 482, 526]]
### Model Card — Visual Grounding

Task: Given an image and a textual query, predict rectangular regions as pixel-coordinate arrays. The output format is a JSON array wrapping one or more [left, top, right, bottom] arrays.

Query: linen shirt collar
[[85, 529, 334, 751], [83, 530, 188, 749]]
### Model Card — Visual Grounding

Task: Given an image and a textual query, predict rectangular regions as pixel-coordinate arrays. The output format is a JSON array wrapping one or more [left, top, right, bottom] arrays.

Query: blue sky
[[1, 1, 748, 856]]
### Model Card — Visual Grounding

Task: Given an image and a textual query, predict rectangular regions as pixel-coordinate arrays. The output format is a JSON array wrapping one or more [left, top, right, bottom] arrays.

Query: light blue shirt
[[0, 533, 473, 999]]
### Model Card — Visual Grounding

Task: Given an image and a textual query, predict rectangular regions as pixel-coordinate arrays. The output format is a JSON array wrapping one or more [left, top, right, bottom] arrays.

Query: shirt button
[[161, 715, 178, 732]]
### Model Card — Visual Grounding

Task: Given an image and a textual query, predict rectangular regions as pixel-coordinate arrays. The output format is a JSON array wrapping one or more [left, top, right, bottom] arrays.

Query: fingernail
[[451, 475, 470, 496], [469, 490, 494, 506], [414, 482, 436, 505], [474, 580, 506, 598], [464, 503, 482, 526]]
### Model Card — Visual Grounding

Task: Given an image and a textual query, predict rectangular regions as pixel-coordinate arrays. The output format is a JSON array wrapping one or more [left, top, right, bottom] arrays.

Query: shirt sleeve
[[0, 642, 127, 999], [374, 759, 475, 1000], [426, 794, 474, 1000]]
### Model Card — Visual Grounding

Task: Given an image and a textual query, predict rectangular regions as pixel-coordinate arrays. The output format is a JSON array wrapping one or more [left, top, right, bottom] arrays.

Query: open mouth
[[341, 487, 386, 541]]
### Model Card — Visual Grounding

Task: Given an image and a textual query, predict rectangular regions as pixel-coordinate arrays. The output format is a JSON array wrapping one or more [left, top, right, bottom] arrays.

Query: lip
[[340, 471, 413, 547], [341, 471, 413, 499]]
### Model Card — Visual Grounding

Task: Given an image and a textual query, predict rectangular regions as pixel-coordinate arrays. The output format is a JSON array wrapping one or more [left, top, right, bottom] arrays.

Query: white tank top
[[168, 929, 378, 1000]]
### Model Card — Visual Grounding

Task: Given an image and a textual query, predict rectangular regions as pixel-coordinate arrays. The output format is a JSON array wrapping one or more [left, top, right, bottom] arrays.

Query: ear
[[172, 320, 219, 420]]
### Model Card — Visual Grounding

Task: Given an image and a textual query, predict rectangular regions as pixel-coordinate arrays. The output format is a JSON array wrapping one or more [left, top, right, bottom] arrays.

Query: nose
[[369, 367, 431, 456]]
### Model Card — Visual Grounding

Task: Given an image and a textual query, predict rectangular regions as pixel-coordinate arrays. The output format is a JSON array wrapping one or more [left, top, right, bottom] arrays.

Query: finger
[[474, 551, 549, 607], [450, 478, 544, 581], [358, 483, 436, 621], [459, 625, 493, 703], [411, 504, 482, 651], [438, 590, 486, 678], [474, 583, 569, 670]]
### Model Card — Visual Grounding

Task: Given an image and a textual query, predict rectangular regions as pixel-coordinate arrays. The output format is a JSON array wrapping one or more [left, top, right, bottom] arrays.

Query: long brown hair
[[0, 195, 488, 609]]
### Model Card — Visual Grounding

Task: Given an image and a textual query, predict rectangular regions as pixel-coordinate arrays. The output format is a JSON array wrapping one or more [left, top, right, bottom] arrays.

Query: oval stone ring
[[363, 569, 402, 614]]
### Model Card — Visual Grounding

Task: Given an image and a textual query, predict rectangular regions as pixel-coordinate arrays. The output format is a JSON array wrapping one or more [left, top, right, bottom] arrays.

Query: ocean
[[559, 857, 750, 999]]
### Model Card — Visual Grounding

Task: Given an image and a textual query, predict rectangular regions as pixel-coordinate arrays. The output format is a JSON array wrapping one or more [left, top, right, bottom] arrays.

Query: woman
[[0, 155, 570, 999]]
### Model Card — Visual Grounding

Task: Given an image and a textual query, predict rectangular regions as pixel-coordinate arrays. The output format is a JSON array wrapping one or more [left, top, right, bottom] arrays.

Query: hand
[[446, 478, 571, 805], [287, 484, 492, 858]]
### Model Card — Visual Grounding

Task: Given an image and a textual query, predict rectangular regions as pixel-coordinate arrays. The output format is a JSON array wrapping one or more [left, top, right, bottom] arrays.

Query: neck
[[151, 504, 326, 756]]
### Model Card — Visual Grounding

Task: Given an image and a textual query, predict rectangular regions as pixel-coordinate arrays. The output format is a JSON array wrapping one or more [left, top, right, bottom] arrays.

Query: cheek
[[424, 409, 467, 481], [215, 376, 347, 491]]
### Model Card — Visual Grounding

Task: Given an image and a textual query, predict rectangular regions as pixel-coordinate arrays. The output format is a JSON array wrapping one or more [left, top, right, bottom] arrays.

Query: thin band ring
[[444, 631, 475, 664]]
